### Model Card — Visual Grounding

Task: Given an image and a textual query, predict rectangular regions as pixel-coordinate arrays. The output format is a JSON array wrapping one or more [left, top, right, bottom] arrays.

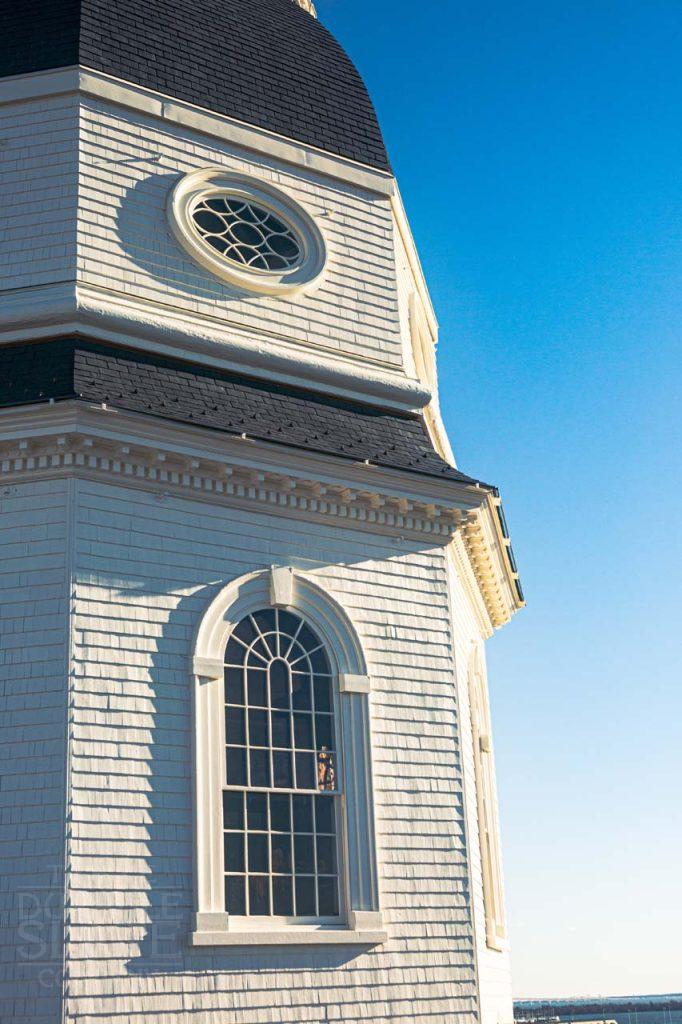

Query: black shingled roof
[[0, 0, 390, 171], [0, 339, 481, 486]]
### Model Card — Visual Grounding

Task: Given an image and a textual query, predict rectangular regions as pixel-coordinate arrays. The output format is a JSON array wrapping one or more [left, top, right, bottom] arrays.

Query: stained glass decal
[[223, 609, 340, 918], [191, 197, 302, 272]]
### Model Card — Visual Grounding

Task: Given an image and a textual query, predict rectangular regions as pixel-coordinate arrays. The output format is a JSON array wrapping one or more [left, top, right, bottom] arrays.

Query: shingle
[[0, 0, 391, 171], [0, 339, 481, 486]]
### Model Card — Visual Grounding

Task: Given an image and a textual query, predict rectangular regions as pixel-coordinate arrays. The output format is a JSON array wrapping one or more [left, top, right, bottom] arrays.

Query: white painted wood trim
[[0, 284, 430, 414], [339, 673, 371, 694], [0, 67, 394, 196], [192, 656, 223, 679], [269, 566, 295, 607], [191, 927, 387, 947], [191, 569, 383, 944]]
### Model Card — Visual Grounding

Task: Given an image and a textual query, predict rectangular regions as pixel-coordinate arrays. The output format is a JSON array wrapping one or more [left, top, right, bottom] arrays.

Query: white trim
[[167, 169, 327, 296], [0, 403, 483, 544], [468, 647, 508, 952], [0, 284, 430, 414], [269, 566, 295, 607], [191, 926, 387, 947], [192, 656, 223, 680], [191, 570, 384, 946], [339, 673, 371, 695], [0, 67, 394, 196]]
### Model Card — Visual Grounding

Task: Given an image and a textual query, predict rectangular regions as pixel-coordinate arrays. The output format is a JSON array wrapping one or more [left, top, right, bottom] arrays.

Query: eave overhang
[[0, 402, 489, 545]]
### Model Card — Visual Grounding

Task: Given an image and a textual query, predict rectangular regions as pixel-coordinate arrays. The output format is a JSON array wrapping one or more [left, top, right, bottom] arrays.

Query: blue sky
[[323, 0, 682, 999]]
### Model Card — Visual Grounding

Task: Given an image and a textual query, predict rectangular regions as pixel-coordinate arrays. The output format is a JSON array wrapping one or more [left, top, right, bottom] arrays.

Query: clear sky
[[322, 0, 682, 1000]]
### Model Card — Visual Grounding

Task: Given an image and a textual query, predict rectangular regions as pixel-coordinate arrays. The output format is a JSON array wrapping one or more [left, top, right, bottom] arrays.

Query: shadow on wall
[[114, 170, 252, 305]]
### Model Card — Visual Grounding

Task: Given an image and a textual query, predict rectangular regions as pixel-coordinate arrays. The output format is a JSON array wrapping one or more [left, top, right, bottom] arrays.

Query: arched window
[[223, 609, 341, 919], [469, 653, 507, 950], [191, 568, 385, 947]]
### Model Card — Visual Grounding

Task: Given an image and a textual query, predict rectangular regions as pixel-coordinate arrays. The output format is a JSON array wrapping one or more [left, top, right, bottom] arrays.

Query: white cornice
[[0, 283, 431, 414], [0, 403, 489, 544], [0, 67, 394, 197]]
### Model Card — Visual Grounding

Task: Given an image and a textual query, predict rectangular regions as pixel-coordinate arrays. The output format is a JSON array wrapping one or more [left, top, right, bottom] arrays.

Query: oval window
[[168, 169, 327, 296]]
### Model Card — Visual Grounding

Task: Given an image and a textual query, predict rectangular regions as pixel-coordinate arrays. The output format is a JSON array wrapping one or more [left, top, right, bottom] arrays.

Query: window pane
[[314, 714, 333, 749], [309, 648, 330, 675], [317, 750, 336, 791], [249, 708, 268, 747], [223, 790, 243, 831], [295, 751, 315, 790], [225, 667, 244, 705], [224, 832, 245, 873], [250, 749, 270, 788], [247, 669, 267, 707], [226, 746, 246, 786], [273, 750, 293, 789], [316, 834, 336, 875], [295, 875, 316, 916], [248, 833, 269, 873], [271, 833, 292, 874], [297, 624, 319, 653], [225, 706, 246, 745], [273, 875, 293, 916], [233, 617, 258, 646], [278, 610, 300, 635], [294, 834, 315, 874], [249, 875, 270, 916], [314, 796, 334, 835], [269, 793, 290, 832], [291, 673, 312, 710], [252, 608, 277, 635], [313, 675, 332, 712], [317, 876, 339, 917], [224, 638, 245, 667], [293, 794, 313, 833], [271, 711, 291, 748], [293, 713, 313, 749], [247, 793, 267, 831], [225, 875, 246, 915], [269, 659, 290, 709]]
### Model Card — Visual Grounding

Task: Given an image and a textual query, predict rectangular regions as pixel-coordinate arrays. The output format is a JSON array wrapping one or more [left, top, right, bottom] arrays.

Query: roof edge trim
[[0, 66, 395, 196]]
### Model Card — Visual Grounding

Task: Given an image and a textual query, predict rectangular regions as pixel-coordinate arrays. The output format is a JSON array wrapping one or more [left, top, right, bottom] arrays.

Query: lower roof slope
[[0, 0, 390, 171], [0, 339, 480, 486]]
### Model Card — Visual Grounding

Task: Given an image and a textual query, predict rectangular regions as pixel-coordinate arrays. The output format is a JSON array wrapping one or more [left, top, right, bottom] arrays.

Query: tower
[[0, 2, 524, 1022]]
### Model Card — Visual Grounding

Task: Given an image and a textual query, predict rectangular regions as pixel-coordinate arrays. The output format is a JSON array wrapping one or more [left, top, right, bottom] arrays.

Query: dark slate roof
[[0, 339, 481, 486], [0, 0, 390, 171]]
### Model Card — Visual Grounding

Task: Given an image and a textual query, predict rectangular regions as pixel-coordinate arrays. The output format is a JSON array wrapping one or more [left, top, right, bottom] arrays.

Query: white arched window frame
[[468, 650, 507, 951], [191, 567, 386, 947]]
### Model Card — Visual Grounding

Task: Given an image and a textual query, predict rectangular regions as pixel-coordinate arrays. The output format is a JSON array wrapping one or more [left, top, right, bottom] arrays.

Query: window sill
[[191, 912, 387, 948], [191, 926, 387, 947]]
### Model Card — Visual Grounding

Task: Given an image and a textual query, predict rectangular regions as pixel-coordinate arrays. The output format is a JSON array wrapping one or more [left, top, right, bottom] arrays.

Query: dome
[[0, 0, 390, 170]]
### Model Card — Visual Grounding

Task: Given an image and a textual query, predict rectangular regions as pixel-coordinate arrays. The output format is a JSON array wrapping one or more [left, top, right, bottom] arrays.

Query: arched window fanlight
[[168, 169, 327, 296]]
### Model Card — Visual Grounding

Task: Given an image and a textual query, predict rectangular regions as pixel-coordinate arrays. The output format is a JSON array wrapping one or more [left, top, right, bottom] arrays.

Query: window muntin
[[191, 197, 303, 272], [223, 608, 340, 919]]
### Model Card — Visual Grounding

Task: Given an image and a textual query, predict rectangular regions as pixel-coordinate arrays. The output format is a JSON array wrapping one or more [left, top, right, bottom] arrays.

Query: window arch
[[469, 649, 507, 950], [191, 569, 385, 947]]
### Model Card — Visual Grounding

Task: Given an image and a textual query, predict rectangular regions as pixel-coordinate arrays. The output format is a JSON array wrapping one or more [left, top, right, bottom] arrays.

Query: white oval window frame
[[168, 168, 327, 297]]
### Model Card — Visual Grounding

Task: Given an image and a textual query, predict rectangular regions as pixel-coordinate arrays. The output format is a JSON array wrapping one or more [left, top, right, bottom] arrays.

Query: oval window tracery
[[191, 196, 303, 272], [222, 607, 340, 918], [168, 169, 327, 296]]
